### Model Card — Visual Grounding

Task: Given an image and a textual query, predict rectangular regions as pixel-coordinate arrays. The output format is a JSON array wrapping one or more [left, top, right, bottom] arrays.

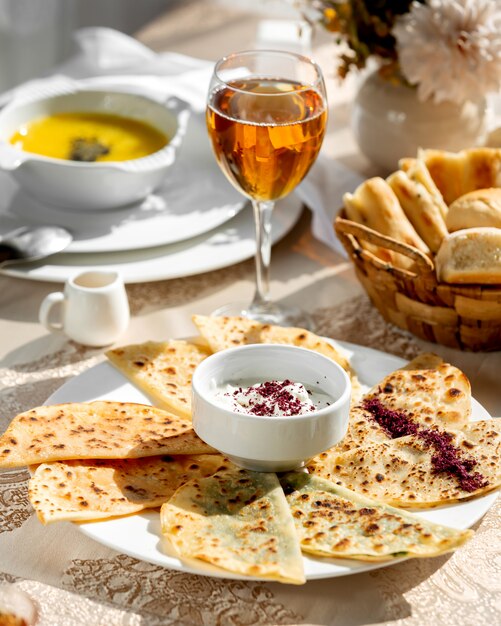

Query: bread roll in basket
[[335, 148, 501, 352]]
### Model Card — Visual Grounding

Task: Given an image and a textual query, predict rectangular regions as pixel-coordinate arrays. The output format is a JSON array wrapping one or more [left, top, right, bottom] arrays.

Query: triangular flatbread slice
[[309, 420, 501, 508], [281, 472, 473, 561], [364, 354, 471, 430], [192, 315, 355, 380], [326, 353, 467, 455], [0, 401, 215, 468], [29, 453, 228, 524], [106, 340, 211, 419], [161, 467, 305, 584]]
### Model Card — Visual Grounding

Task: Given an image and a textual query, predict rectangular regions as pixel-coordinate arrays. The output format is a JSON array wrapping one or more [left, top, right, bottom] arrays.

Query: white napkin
[[297, 158, 363, 251], [2, 27, 362, 255]]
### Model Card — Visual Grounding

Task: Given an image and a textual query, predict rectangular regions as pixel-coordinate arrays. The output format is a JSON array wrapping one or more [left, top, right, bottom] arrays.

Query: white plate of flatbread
[[42, 340, 499, 581]]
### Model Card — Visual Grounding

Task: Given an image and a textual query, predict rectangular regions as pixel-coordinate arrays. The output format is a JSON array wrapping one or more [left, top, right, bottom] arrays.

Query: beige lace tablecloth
[[1, 4, 500, 624]]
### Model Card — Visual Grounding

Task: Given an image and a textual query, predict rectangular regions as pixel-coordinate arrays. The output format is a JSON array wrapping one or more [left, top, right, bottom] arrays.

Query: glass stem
[[250, 199, 274, 310]]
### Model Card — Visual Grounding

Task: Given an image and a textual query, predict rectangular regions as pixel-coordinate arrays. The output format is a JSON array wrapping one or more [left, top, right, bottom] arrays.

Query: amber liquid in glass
[[206, 78, 327, 201]]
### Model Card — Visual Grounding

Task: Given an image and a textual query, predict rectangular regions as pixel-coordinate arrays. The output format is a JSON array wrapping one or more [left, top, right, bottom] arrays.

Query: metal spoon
[[0, 225, 73, 268]]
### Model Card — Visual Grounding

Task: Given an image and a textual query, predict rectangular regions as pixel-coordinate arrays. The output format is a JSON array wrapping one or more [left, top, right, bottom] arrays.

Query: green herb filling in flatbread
[[281, 472, 473, 560], [161, 467, 305, 584]]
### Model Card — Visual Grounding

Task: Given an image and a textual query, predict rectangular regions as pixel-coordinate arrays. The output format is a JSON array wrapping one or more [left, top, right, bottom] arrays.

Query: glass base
[[211, 301, 314, 330]]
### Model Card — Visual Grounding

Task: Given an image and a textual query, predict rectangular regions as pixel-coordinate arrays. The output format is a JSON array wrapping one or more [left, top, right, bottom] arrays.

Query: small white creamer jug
[[39, 270, 129, 347]]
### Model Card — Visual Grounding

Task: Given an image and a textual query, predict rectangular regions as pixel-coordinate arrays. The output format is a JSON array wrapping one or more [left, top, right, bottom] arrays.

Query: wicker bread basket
[[335, 212, 501, 351]]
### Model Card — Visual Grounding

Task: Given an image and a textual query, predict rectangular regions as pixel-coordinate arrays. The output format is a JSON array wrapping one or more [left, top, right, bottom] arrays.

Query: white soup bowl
[[0, 89, 190, 210]]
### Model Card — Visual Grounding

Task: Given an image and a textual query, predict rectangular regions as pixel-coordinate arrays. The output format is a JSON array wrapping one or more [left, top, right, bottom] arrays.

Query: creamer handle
[[39, 292, 65, 333]]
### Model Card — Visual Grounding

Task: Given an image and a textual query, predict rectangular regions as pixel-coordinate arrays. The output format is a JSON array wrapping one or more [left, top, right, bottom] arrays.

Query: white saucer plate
[[45, 340, 498, 581], [2, 194, 303, 284], [0, 111, 245, 253]]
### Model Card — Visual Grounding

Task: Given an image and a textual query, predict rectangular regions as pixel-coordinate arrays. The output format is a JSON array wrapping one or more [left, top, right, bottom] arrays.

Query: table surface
[[0, 3, 499, 625]]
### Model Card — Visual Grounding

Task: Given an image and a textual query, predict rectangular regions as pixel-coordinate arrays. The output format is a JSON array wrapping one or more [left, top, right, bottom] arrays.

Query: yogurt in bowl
[[192, 344, 351, 472], [214, 379, 333, 416]]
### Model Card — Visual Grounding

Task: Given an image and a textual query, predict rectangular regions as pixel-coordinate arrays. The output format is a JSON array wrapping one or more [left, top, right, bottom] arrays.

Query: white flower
[[393, 0, 501, 104]]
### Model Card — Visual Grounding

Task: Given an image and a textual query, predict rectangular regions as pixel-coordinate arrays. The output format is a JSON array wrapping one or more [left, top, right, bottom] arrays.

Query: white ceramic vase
[[352, 70, 487, 172]]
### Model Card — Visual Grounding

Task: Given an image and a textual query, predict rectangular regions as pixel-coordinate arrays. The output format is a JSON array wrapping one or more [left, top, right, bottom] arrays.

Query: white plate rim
[[43, 339, 499, 582], [1, 194, 303, 284]]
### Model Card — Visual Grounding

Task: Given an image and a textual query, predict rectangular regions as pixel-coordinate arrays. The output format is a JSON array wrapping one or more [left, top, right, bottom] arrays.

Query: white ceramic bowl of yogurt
[[192, 344, 351, 472]]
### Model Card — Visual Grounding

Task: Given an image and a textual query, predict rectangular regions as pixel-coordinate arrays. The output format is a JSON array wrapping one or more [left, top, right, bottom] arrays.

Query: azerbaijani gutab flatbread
[[364, 354, 471, 430], [309, 420, 501, 508], [29, 453, 228, 524], [106, 340, 211, 419], [191, 314, 356, 381], [0, 401, 215, 468], [281, 472, 473, 561], [322, 353, 467, 456], [161, 467, 305, 584]]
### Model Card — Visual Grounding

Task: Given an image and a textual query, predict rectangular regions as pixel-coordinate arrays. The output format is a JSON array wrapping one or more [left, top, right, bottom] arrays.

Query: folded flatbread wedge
[[281, 472, 473, 561], [325, 353, 468, 455], [106, 340, 211, 419], [309, 420, 501, 508], [29, 454, 228, 524], [192, 314, 355, 381], [161, 467, 305, 584], [0, 401, 215, 468], [364, 354, 471, 430]]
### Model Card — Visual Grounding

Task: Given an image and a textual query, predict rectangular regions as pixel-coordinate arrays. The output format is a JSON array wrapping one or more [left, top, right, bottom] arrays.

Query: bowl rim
[[191, 343, 352, 423], [0, 88, 190, 172]]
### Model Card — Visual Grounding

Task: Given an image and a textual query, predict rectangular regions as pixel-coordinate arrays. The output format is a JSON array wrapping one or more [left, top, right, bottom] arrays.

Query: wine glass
[[206, 50, 327, 327]]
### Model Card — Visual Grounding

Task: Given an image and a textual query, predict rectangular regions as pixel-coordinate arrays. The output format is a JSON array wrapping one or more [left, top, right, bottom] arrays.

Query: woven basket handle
[[335, 217, 435, 275]]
